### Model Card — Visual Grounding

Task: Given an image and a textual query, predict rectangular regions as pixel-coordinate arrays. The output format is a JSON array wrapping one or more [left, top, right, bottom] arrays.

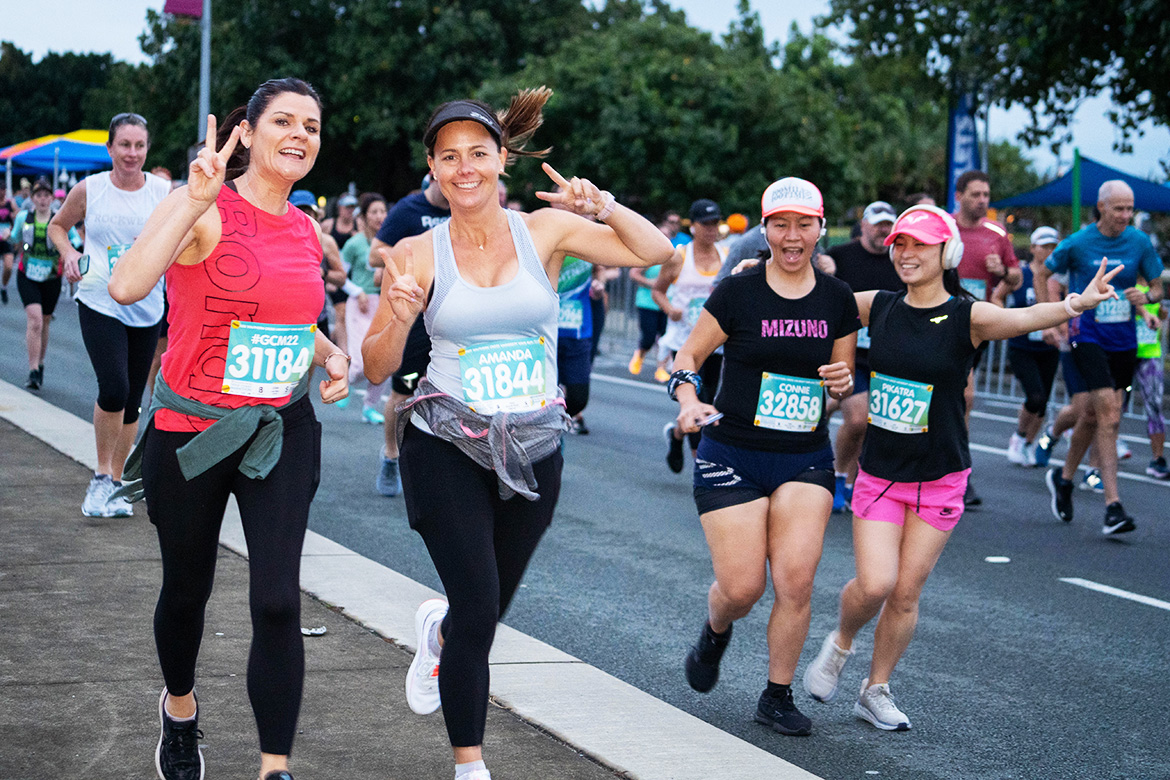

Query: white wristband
[[342, 279, 363, 297], [1064, 294, 1081, 317]]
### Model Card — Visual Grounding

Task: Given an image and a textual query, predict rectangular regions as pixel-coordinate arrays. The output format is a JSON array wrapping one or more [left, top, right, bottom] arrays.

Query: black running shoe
[[684, 622, 732, 693], [963, 479, 982, 507], [0, 288, 7, 304], [1045, 467, 1073, 523], [25, 368, 41, 390], [156, 689, 204, 780], [1102, 502, 1135, 536], [664, 422, 685, 474], [755, 685, 812, 736]]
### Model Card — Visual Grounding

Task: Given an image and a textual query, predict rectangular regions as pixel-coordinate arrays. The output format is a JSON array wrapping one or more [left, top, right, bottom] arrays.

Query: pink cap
[[761, 177, 824, 219], [884, 209, 953, 246]]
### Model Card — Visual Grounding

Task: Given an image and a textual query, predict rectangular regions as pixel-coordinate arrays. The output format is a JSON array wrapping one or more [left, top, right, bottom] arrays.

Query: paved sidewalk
[[0, 417, 619, 780]]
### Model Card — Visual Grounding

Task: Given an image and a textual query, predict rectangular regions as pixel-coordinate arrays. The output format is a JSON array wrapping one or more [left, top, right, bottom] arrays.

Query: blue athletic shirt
[[1045, 224, 1162, 351], [1006, 265, 1057, 353], [556, 255, 593, 340]]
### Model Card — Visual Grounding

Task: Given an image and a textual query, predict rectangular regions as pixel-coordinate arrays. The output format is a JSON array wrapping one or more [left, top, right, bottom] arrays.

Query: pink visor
[[884, 209, 952, 246]]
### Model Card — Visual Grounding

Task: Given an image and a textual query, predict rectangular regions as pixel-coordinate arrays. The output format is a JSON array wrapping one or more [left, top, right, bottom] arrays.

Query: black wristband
[[667, 369, 702, 402]]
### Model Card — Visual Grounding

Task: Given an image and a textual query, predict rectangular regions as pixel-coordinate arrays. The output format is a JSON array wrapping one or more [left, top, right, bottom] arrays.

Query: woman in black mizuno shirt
[[669, 178, 858, 737], [802, 205, 1121, 732]]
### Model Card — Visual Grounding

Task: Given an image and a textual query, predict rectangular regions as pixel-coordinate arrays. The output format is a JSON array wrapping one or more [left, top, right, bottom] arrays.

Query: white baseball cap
[[862, 201, 897, 224], [761, 177, 824, 220], [1029, 226, 1060, 246]]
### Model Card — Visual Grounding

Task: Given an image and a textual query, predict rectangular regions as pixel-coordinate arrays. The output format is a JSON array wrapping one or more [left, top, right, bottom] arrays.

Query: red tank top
[[156, 184, 325, 432]]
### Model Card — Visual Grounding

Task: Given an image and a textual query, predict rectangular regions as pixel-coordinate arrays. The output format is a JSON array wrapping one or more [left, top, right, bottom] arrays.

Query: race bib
[[868, 372, 932, 433], [1027, 328, 1045, 342], [960, 278, 987, 300], [1095, 297, 1132, 324], [107, 242, 133, 272], [1136, 317, 1159, 347], [24, 256, 55, 283], [856, 326, 871, 350], [685, 296, 708, 328], [459, 337, 547, 414], [754, 373, 824, 432], [222, 321, 316, 398], [558, 299, 584, 332]]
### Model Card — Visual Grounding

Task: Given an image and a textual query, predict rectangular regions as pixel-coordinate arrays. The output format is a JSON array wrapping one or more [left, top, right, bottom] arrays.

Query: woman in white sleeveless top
[[362, 88, 673, 780], [49, 113, 170, 519]]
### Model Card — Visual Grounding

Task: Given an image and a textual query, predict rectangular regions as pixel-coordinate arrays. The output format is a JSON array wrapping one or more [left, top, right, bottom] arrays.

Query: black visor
[[424, 101, 503, 150]]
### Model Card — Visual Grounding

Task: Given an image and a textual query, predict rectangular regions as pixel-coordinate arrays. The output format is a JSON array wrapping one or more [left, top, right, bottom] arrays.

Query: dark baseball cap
[[689, 199, 722, 224], [423, 101, 503, 150]]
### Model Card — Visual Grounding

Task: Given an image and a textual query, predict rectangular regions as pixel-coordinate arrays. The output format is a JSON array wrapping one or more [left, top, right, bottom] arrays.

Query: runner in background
[[628, 256, 670, 382], [654, 199, 728, 474], [1134, 282, 1168, 478], [992, 227, 1061, 466], [342, 193, 392, 431], [12, 179, 80, 390], [824, 200, 903, 511], [0, 182, 18, 304]]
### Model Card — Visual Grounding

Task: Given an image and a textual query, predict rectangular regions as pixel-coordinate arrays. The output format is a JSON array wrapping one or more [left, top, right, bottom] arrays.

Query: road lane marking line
[[1059, 578, 1170, 612]]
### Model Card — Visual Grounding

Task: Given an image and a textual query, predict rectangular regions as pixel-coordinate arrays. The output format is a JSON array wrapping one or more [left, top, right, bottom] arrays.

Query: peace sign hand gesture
[[535, 162, 610, 218], [1075, 257, 1124, 311], [379, 243, 426, 324], [186, 114, 242, 209]]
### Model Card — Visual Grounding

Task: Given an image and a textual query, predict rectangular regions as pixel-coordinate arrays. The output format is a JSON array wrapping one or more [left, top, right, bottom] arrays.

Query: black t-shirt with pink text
[[704, 265, 860, 452]]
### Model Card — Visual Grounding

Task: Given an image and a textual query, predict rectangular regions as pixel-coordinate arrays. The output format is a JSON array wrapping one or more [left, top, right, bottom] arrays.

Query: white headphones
[[888, 204, 965, 270]]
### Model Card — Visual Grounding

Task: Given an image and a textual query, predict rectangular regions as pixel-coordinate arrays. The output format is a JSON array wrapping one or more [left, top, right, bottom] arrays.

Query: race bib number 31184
[[868, 372, 931, 433], [459, 337, 547, 414], [222, 321, 315, 398]]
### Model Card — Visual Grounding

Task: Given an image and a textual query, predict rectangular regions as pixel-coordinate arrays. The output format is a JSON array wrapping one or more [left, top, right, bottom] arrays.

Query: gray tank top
[[424, 209, 559, 413]]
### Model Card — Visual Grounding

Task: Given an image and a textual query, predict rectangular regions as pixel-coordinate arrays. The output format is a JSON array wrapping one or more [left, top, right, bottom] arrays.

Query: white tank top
[[661, 241, 726, 351], [424, 209, 559, 414], [76, 171, 170, 326]]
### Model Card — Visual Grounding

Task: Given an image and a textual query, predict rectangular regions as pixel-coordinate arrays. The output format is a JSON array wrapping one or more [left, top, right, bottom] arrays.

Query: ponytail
[[942, 268, 976, 300], [218, 106, 250, 181], [497, 87, 553, 164]]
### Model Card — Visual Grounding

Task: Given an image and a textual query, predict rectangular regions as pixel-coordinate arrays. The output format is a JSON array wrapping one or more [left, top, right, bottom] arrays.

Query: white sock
[[164, 693, 197, 722], [454, 760, 487, 779]]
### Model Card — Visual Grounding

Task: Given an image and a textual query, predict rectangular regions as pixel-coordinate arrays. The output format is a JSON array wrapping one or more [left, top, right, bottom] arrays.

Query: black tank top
[[858, 290, 976, 483]]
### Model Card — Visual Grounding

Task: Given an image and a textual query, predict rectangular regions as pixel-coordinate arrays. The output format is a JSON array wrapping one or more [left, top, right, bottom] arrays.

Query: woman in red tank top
[[110, 78, 346, 780]]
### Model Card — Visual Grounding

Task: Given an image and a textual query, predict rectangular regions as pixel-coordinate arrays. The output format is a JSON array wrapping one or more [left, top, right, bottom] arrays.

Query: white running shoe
[[854, 678, 911, 731], [105, 485, 134, 518], [1006, 432, 1027, 465], [803, 631, 853, 702], [405, 598, 447, 715], [1116, 439, 1132, 460], [82, 474, 115, 517]]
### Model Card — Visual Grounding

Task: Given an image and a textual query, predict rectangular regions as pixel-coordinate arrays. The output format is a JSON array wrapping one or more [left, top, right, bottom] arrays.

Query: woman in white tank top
[[362, 88, 674, 780], [49, 113, 170, 520]]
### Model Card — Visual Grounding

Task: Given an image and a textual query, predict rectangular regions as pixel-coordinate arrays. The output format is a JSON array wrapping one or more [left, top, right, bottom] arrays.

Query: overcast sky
[[7, 0, 1167, 179]]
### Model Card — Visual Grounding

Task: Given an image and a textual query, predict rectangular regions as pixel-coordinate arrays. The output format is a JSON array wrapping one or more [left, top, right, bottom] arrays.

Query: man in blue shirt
[[1036, 180, 1165, 535]]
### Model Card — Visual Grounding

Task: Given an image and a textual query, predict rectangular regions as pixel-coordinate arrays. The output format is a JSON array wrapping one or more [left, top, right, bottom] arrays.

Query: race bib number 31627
[[868, 372, 932, 433], [222, 321, 316, 398], [754, 373, 824, 432], [459, 337, 547, 414]]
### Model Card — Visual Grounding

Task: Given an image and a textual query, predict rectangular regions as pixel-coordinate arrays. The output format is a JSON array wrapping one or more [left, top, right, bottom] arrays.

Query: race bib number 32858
[[222, 321, 315, 398], [459, 337, 547, 414], [754, 373, 824, 432]]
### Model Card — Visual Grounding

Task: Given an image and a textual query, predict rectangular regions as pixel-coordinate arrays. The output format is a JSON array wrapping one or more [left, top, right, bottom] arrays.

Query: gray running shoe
[[376, 454, 402, 497], [82, 474, 115, 518], [105, 484, 134, 518], [854, 678, 911, 731], [803, 631, 853, 702]]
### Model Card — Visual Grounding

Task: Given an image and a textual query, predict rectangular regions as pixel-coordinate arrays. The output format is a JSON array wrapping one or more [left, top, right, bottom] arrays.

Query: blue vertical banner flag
[[945, 92, 981, 213]]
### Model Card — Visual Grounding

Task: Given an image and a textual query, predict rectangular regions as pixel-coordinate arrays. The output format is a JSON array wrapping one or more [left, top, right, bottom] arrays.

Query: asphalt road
[[4, 294, 1168, 780]]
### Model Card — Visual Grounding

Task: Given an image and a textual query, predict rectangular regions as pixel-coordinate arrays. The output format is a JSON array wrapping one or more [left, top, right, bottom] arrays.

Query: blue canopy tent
[[992, 155, 1170, 212], [1, 132, 111, 193]]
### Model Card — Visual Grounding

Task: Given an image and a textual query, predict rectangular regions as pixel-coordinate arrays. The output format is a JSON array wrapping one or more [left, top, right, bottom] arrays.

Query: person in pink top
[[952, 170, 1021, 506], [109, 77, 348, 780]]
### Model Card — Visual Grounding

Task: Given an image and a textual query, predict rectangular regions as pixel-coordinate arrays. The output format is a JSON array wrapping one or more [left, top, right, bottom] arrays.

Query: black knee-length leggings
[[400, 424, 562, 747], [77, 301, 160, 424], [142, 396, 321, 756]]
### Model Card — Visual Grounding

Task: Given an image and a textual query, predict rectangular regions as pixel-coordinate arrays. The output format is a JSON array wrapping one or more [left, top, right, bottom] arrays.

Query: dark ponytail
[[216, 77, 323, 180], [496, 87, 553, 164], [942, 268, 976, 300]]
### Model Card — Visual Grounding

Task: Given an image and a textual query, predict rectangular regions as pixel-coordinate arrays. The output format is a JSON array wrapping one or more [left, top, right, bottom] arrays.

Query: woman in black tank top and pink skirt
[[802, 205, 1124, 731]]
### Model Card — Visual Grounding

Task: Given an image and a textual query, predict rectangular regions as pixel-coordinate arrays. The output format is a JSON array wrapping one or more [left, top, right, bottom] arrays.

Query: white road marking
[[985, 556, 1011, 563], [1059, 578, 1170, 612]]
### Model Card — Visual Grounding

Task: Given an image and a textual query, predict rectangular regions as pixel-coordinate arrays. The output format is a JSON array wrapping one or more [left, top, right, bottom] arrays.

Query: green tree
[[823, 0, 1170, 153]]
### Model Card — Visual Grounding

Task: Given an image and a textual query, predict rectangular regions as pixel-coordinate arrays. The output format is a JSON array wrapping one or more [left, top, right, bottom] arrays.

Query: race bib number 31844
[[459, 337, 547, 414], [222, 321, 315, 398], [868, 372, 932, 433]]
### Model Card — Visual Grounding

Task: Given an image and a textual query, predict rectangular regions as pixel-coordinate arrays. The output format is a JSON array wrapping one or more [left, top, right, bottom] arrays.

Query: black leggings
[[400, 425, 562, 747], [143, 396, 321, 756], [637, 307, 667, 352], [77, 301, 160, 424], [1008, 347, 1059, 416]]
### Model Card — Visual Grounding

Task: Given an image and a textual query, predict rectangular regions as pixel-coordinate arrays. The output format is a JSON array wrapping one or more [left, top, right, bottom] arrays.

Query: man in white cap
[[824, 201, 905, 511], [1035, 180, 1165, 535]]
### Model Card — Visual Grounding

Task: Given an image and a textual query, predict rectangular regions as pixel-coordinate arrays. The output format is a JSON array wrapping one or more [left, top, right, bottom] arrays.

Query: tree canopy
[[823, 0, 1170, 155]]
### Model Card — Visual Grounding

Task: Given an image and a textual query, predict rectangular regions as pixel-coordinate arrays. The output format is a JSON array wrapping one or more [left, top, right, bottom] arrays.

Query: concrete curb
[[0, 378, 821, 780]]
